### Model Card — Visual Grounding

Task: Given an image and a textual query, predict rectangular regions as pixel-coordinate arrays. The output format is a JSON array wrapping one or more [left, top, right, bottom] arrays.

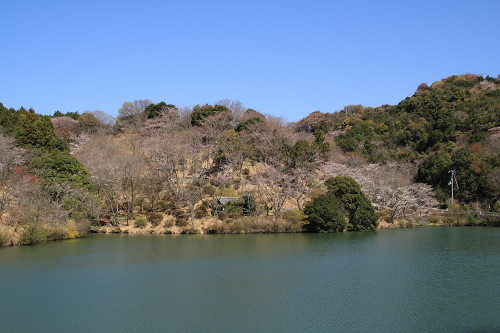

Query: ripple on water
[[1, 228, 500, 332]]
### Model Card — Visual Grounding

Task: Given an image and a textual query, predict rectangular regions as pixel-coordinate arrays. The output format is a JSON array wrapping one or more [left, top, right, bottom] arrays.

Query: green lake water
[[1, 227, 500, 332]]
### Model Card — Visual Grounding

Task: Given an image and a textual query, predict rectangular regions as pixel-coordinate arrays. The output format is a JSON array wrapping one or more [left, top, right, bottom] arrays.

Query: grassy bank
[[89, 214, 304, 235], [0, 219, 90, 246]]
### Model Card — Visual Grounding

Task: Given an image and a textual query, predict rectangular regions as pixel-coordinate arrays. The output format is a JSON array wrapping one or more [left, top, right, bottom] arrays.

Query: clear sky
[[1, 0, 498, 122]]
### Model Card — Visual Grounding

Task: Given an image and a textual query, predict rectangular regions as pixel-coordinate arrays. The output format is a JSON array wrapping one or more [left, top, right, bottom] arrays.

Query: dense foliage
[[303, 193, 345, 232], [298, 74, 500, 205], [29, 151, 95, 191], [191, 104, 229, 126], [0, 103, 67, 151], [305, 176, 378, 232]]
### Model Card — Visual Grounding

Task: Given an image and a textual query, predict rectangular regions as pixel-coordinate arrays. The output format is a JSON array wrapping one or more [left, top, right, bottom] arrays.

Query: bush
[[228, 212, 242, 219], [147, 212, 163, 227], [427, 216, 440, 224], [198, 201, 209, 212], [222, 201, 242, 213], [176, 215, 189, 227], [282, 210, 306, 232], [0, 227, 14, 246], [377, 208, 392, 223], [442, 216, 455, 226], [163, 218, 175, 228], [171, 209, 184, 217], [218, 212, 229, 220], [135, 215, 148, 228], [20, 225, 50, 245], [194, 210, 206, 218], [336, 137, 358, 153], [156, 199, 175, 211], [397, 219, 410, 228], [49, 226, 68, 240], [142, 202, 152, 212]]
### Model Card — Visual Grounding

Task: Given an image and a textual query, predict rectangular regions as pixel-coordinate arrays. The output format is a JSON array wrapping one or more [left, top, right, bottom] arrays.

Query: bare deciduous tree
[[253, 167, 293, 230], [0, 135, 31, 218], [118, 99, 152, 119], [290, 168, 318, 210]]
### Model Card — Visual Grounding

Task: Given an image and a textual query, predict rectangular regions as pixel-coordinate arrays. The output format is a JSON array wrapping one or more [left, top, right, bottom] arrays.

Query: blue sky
[[1, 0, 498, 122]]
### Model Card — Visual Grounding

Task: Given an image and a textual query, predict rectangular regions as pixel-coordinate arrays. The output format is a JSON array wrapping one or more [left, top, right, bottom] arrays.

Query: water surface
[[1, 227, 499, 332]]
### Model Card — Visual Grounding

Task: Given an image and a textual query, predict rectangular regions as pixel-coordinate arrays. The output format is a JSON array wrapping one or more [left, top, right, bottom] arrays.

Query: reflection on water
[[1, 227, 500, 332]]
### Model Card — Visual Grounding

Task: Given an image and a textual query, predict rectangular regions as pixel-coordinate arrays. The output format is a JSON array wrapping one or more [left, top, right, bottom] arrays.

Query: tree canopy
[[305, 176, 378, 232], [191, 104, 229, 126]]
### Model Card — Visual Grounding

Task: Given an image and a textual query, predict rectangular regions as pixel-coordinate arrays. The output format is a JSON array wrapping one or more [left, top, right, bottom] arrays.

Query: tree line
[[1, 72, 500, 244]]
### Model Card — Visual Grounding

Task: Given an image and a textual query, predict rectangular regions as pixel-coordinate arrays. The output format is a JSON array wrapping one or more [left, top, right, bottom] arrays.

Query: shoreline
[[2, 213, 499, 247]]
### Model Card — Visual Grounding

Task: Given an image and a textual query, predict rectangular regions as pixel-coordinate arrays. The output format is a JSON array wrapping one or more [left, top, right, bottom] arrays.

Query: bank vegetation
[[2, 73, 500, 246]]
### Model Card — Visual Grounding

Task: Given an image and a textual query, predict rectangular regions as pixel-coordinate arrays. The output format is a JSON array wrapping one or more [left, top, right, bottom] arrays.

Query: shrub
[[377, 208, 392, 222], [163, 218, 175, 228], [20, 225, 50, 245], [135, 215, 148, 228], [171, 209, 184, 217], [215, 186, 239, 197], [336, 137, 358, 153], [0, 227, 14, 246], [176, 215, 189, 227], [142, 202, 152, 212], [49, 226, 68, 240], [397, 219, 410, 228], [147, 212, 163, 227], [228, 212, 242, 219], [442, 216, 455, 226], [282, 209, 306, 232], [282, 209, 303, 222], [222, 201, 242, 213], [194, 210, 206, 218], [198, 201, 209, 211], [156, 199, 175, 211], [218, 212, 229, 220], [427, 216, 440, 224]]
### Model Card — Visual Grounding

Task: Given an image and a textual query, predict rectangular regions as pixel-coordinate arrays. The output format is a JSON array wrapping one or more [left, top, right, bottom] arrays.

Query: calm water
[[1, 227, 500, 332]]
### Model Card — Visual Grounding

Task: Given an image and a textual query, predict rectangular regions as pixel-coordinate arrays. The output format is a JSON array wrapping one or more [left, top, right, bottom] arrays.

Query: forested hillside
[[299, 74, 500, 206], [0, 104, 98, 245], [1, 73, 500, 245]]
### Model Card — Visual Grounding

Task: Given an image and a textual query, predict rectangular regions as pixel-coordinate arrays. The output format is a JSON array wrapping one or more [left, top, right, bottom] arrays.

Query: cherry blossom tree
[[51, 116, 80, 144], [321, 161, 438, 221]]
